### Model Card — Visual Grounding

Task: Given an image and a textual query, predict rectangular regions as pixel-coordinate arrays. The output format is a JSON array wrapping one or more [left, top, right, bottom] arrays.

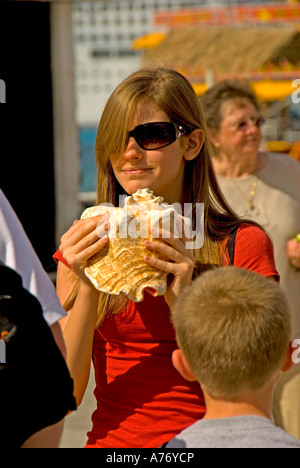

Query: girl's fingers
[[59, 215, 110, 268], [61, 214, 109, 243], [145, 224, 196, 311], [144, 254, 176, 275], [71, 221, 110, 256], [148, 228, 196, 263], [61, 232, 109, 269], [75, 234, 109, 262], [144, 239, 196, 279], [144, 239, 184, 265]]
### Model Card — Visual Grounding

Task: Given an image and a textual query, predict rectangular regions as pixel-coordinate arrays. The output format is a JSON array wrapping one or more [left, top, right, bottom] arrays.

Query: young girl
[[55, 68, 279, 448]]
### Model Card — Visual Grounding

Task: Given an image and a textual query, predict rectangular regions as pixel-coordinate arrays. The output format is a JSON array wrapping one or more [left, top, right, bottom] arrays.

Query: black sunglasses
[[128, 122, 194, 150]]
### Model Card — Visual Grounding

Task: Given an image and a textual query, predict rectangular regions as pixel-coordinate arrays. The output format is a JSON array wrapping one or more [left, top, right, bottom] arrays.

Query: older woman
[[201, 80, 300, 439]]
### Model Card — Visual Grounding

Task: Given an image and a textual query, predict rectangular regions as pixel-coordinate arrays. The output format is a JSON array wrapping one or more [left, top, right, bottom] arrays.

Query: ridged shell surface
[[81, 189, 175, 302]]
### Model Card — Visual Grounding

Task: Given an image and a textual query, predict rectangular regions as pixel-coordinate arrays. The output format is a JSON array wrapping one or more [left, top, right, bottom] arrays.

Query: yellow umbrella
[[132, 32, 166, 50], [193, 80, 295, 102], [251, 80, 296, 102], [193, 83, 209, 96]]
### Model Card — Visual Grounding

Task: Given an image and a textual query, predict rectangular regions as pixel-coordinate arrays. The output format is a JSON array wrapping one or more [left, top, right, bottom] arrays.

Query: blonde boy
[[166, 266, 300, 448]]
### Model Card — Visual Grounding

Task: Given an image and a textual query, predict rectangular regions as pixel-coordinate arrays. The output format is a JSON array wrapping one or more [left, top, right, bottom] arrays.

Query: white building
[[72, 1, 284, 199], [73, 0, 214, 198], [73, 0, 211, 126]]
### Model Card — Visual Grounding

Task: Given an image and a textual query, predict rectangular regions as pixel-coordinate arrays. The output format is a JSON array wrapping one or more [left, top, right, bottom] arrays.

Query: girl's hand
[[59, 214, 110, 284], [287, 237, 300, 270], [144, 228, 196, 311]]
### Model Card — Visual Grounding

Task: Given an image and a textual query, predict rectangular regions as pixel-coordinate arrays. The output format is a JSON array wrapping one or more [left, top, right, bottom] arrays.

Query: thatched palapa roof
[[142, 27, 300, 79]]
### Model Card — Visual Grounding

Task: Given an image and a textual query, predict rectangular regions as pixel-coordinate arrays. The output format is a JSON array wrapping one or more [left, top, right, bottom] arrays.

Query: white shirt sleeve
[[0, 189, 66, 326]]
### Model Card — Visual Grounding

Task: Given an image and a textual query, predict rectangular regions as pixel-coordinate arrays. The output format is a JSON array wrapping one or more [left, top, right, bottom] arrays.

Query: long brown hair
[[65, 68, 243, 327]]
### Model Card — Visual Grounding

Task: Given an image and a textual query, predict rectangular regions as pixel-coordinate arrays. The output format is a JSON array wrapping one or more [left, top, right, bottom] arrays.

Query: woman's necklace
[[231, 176, 259, 211]]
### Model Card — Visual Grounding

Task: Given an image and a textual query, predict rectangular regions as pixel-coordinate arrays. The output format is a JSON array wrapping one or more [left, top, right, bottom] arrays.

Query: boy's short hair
[[172, 267, 292, 399]]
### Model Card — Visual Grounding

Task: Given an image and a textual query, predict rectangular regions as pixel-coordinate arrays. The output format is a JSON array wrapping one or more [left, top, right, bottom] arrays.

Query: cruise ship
[[72, 0, 216, 126], [73, 0, 213, 196]]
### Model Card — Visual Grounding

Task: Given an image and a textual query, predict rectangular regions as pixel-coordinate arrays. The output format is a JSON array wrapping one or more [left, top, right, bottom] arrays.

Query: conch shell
[[80, 189, 177, 302]]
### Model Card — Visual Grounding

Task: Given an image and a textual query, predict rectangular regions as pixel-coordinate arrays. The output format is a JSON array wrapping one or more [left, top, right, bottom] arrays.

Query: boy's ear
[[281, 343, 295, 373], [183, 129, 205, 162], [172, 349, 197, 382]]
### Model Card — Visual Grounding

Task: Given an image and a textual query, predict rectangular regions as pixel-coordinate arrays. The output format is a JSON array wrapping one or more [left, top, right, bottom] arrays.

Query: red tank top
[[54, 223, 279, 448]]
